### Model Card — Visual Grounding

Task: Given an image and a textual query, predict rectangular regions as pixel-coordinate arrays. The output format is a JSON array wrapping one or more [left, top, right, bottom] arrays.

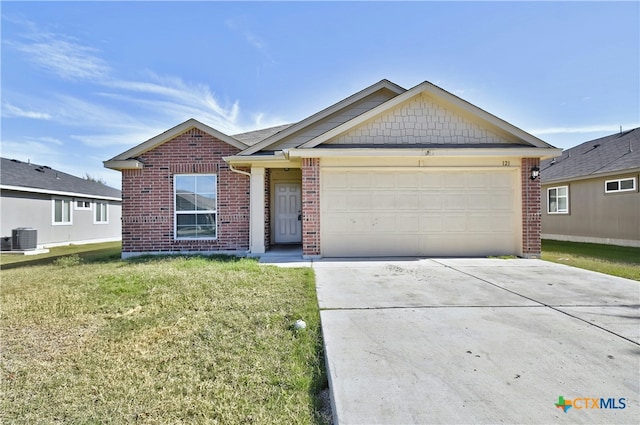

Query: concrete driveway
[[314, 258, 640, 424]]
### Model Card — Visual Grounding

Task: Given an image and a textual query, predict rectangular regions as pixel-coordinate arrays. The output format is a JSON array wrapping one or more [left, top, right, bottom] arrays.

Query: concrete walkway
[[314, 258, 640, 424]]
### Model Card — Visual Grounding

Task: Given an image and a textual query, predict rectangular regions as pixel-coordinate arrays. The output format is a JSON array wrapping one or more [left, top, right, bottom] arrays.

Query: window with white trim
[[547, 186, 569, 214], [605, 177, 636, 193], [94, 202, 108, 224], [53, 198, 72, 224], [174, 174, 217, 239], [75, 200, 91, 210]]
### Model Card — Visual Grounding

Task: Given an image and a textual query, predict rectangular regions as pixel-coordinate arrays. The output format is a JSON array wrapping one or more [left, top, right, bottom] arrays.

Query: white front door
[[275, 183, 302, 243]]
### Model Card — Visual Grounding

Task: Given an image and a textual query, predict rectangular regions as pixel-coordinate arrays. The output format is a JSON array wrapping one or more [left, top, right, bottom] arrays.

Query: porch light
[[530, 166, 540, 180]]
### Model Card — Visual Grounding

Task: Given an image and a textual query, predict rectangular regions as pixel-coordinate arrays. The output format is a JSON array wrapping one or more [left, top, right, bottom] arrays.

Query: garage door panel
[[322, 169, 518, 257], [418, 193, 443, 210], [419, 173, 444, 188]]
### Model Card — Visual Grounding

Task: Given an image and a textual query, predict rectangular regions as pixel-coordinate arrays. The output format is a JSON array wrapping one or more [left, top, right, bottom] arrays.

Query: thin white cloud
[[529, 124, 640, 135], [2, 103, 52, 120], [24, 136, 64, 146], [6, 29, 110, 81], [225, 17, 266, 51]]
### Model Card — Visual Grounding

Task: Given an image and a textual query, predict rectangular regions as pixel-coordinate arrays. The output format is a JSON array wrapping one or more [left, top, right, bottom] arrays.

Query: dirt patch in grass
[[1, 254, 329, 424]]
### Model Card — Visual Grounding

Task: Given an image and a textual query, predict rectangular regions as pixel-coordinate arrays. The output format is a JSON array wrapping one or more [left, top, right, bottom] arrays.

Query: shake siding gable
[[121, 128, 249, 254]]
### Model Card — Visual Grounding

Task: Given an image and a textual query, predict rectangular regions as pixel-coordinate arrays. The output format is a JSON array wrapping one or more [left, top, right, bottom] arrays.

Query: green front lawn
[[1, 249, 328, 424], [542, 239, 640, 281]]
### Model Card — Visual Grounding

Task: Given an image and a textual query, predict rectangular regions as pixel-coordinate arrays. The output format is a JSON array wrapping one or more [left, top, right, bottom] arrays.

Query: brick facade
[[301, 158, 320, 257], [521, 157, 541, 258], [121, 128, 250, 254], [264, 168, 271, 251]]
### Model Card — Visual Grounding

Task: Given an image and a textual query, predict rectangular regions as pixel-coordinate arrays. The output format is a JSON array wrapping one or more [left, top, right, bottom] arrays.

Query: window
[[94, 202, 108, 224], [605, 177, 636, 193], [174, 174, 217, 239], [53, 198, 72, 224], [548, 186, 569, 214], [75, 200, 91, 210]]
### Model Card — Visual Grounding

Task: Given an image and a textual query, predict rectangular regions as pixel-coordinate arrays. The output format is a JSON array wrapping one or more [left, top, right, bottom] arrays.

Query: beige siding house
[[540, 128, 640, 247], [1, 157, 122, 249]]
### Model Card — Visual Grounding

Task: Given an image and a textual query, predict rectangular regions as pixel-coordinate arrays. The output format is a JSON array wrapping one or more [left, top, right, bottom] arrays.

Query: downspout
[[228, 163, 251, 177], [227, 162, 252, 254]]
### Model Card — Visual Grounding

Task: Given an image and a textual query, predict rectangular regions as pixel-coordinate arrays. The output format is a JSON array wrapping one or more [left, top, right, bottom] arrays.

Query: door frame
[[271, 175, 303, 245]]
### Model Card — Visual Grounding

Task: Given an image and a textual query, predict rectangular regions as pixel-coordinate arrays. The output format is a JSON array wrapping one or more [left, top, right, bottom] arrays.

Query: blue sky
[[2, 1, 639, 189]]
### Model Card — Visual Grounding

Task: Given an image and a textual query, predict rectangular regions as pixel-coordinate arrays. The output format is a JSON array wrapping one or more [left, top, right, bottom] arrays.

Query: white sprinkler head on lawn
[[294, 319, 307, 330]]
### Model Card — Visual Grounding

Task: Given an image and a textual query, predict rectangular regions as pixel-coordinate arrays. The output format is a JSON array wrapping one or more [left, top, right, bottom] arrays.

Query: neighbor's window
[[548, 186, 569, 214], [53, 198, 72, 224], [605, 177, 636, 193], [174, 174, 217, 239], [94, 202, 108, 224], [75, 200, 91, 210]]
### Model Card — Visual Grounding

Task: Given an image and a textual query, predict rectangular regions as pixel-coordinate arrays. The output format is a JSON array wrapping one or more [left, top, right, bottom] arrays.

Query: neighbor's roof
[[540, 128, 640, 183], [1, 157, 121, 200]]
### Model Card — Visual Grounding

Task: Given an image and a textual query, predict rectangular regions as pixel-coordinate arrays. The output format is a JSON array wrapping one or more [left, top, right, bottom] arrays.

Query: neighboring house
[[540, 128, 640, 247], [1, 157, 122, 248], [105, 79, 561, 259]]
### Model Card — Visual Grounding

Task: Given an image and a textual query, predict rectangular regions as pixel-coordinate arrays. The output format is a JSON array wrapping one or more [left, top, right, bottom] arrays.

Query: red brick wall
[[301, 158, 320, 256], [121, 128, 250, 254], [264, 168, 271, 250], [521, 157, 541, 258]]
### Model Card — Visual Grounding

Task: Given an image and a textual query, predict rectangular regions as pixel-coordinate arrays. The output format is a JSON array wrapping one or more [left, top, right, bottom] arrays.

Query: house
[[540, 128, 640, 247], [104, 80, 561, 259], [1, 157, 122, 249]]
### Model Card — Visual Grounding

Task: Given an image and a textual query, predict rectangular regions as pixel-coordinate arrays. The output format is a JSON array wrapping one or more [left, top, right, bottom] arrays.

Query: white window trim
[[52, 198, 73, 225], [74, 199, 92, 210], [547, 185, 569, 214], [605, 177, 636, 193], [174, 174, 218, 240], [93, 201, 109, 224]]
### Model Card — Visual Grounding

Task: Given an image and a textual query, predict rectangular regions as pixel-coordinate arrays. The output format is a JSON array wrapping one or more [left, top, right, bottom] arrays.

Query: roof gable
[[1, 157, 121, 199], [105, 119, 247, 170], [239, 79, 406, 155], [300, 81, 553, 149], [541, 128, 640, 183]]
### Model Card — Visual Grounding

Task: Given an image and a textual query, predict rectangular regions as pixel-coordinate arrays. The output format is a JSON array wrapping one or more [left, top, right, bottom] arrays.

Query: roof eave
[[299, 81, 555, 150], [238, 79, 407, 156], [103, 159, 145, 171], [1, 184, 122, 201], [541, 167, 640, 185], [106, 119, 248, 164], [286, 147, 562, 159]]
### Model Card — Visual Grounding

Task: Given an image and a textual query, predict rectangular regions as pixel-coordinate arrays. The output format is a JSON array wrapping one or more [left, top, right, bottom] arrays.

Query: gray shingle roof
[[1, 157, 121, 199], [232, 124, 293, 146], [540, 128, 640, 183]]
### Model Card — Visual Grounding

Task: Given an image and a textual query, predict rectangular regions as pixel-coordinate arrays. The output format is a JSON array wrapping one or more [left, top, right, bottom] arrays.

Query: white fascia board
[[1, 185, 122, 201], [286, 147, 563, 159], [238, 80, 407, 156], [541, 167, 640, 185], [223, 153, 299, 168], [300, 81, 554, 149], [103, 159, 144, 170]]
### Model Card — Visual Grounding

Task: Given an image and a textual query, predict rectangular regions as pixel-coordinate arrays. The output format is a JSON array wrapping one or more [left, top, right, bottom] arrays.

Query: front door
[[274, 183, 302, 243]]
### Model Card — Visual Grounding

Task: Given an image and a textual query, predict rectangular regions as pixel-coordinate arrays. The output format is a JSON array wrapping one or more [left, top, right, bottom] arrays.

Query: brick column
[[521, 158, 541, 258], [301, 158, 321, 258]]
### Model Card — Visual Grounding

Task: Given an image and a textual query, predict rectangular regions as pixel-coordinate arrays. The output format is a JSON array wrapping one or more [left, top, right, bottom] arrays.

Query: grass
[[542, 239, 640, 281], [0, 241, 122, 268], [1, 247, 328, 424]]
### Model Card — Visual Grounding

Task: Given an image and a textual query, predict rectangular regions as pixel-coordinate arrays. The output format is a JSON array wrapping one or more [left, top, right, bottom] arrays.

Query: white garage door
[[321, 169, 519, 257]]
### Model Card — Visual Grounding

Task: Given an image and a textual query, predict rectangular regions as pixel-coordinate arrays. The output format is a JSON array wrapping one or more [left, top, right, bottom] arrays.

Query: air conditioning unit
[[12, 228, 37, 251], [1, 236, 11, 251]]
